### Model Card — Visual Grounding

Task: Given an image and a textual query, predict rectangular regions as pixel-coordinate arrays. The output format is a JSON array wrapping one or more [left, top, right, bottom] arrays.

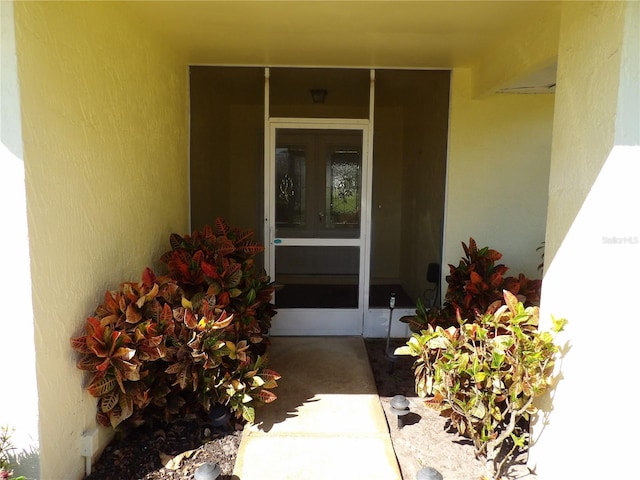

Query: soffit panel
[[127, 1, 560, 69]]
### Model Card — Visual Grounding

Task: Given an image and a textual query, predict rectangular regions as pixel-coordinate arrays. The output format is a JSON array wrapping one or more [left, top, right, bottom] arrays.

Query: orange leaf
[[87, 374, 117, 397]]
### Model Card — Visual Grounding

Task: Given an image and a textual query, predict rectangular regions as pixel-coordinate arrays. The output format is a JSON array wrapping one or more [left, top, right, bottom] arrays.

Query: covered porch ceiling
[[128, 0, 560, 92]]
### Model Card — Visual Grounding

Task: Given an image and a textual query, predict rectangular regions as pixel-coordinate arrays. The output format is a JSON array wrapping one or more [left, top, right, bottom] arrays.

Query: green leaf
[[247, 288, 256, 305], [551, 315, 568, 333], [491, 351, 505, 369], [229, 288, 243, 298], [394, 346, 413, 356], [242, 405, 255, 423]]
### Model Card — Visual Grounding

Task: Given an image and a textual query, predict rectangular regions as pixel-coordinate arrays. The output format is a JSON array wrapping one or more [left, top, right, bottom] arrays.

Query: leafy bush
[[160, 218, 277, 354], [71, 219, 279, 430], [396, 290, 567, 480], [409, 238, 541, 331], [0, 426, 27, 480]]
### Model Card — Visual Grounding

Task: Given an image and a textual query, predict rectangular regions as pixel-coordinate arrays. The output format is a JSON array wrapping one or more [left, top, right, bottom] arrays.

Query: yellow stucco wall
[[14, 2, 189, 478], [445, 68, 554, 281], [531, 2, 639, 478]]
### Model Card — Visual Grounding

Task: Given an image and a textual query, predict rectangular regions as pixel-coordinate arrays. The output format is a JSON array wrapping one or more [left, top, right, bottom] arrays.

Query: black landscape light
[[390, 394, 410, 429], [202, 404, 232, 438], [194, 462, 222, 480]]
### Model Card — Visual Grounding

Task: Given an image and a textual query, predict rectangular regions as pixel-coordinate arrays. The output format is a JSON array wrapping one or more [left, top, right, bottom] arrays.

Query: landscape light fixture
[[390, 394, 410, 429], [202, 404, 232, 439], [385, 292, 397, 372], [416, 466, 444, 480], [194, 462, 222, 480]]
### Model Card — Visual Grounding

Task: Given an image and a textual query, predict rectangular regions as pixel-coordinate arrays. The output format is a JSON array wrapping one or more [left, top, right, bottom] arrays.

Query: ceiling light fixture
[[310, 88, 328, 103]]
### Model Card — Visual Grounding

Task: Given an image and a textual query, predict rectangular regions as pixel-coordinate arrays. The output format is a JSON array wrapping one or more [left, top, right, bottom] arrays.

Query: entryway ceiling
[[128, 0, 560, 90]]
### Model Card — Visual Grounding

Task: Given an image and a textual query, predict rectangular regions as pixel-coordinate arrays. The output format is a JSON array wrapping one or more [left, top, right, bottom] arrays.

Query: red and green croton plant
[[71, 219, 280, 429], [410, 237, 542, 331]]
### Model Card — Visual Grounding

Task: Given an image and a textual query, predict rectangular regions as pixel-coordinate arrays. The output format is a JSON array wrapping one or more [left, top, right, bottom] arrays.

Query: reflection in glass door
[[274, 129, 362, 240], [266, 123, 370, 335]]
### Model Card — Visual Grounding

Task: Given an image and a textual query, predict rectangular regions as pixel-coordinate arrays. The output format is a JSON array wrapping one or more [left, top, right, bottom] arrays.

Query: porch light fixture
[[390, 394, 410, 429], [194, 462, 221, 480], [416, 466, 444, 480], [310, 88, 328, 103]]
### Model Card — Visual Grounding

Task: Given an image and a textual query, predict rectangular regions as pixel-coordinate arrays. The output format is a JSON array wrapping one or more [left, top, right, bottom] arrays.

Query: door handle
[[318, 212, 325, 222]]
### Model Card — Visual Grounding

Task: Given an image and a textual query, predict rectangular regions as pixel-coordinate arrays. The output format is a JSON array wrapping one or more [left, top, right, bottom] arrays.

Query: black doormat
[[274, 283, 414, 309]]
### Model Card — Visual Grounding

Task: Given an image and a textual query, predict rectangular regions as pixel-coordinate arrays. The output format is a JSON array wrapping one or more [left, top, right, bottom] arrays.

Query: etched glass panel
[[275, 146, 306, 227], [327, 150, 361, 228]]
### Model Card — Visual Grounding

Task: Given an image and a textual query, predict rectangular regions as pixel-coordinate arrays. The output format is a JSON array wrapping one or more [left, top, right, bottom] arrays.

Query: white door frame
[[264, 118, 372, 335]]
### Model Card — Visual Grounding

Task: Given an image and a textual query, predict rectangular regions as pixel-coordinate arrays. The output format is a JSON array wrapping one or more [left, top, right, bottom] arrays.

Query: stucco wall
[[444, 68, 554, 283], [14, 2, 189, 478], [531, 2, 639, 478]]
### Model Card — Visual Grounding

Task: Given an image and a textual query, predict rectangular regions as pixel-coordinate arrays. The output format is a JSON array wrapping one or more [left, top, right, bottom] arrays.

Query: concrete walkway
[[232, 337, 402, 480]]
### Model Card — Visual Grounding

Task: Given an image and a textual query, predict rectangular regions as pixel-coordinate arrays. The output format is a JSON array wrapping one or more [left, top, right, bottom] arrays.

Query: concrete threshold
[[232, 337, 402, 480]]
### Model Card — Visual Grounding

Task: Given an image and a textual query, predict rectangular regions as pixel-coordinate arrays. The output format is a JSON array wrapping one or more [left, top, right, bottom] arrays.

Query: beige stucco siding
[[531, 2, 639, 478], [445, 68, 554, 280], [14, 2, 189, 478]]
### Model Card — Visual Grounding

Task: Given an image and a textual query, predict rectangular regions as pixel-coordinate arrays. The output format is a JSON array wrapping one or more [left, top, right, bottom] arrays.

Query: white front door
[[265, 120, 372, 335]]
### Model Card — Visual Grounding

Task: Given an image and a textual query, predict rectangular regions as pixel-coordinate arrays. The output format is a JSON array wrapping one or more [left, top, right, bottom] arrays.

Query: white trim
[[269, 309, 364, 336], [263, 68, 272, 272], [361, 69, 376, 332], [268, 118, 369, 128], [272, 238, 362, 247]]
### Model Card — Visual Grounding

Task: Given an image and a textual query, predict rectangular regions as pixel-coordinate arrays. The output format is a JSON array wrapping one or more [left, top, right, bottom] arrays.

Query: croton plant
[[410, 237, 542, 330], [71, 219, 280, 429], [396, 291, 567, 480]]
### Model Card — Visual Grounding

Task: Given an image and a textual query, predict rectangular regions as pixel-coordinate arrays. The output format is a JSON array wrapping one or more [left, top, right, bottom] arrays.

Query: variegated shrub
[[71, 220, 279, 430], [396, 290, 566, 480]]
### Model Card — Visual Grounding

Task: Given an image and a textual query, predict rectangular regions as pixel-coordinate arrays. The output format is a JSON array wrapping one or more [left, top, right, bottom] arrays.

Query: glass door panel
[[275, 129, 362, 239]]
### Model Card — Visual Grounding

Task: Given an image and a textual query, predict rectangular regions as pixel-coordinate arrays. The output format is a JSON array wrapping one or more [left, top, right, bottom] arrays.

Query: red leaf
[[184, 309, 198, 329], [214, 237, 236, 256], [96, 411, 111, 427], [77, 356, 103, 372], [201, 260, 220, 280], [214, 218, 229, 237], [142, 267, 156, 287], [217, 292, 230, 307], [261, 369, 282, 382], [169, 233, 185, 251], [126, 303, 142, 324], [71, 336, 91, 354], [201, 224, 216, 242], [257, 389, 277, 404], [160, 303, 174, 324], [236, 243, 264, 255]]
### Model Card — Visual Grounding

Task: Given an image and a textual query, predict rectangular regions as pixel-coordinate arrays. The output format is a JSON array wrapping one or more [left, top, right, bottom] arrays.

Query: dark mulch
[[86, 337, 413, 480], [86, 416, 243, 480]]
